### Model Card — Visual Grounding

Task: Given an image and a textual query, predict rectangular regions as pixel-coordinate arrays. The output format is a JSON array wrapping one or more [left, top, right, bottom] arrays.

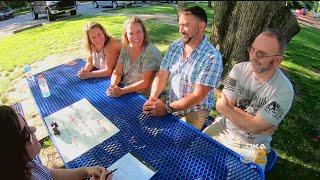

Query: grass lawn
[[266, 25, 320, 179], [13, 8, 30, 16], [104, 4, 177, 15], [0, 5, 319, 179], [103, 2, 214, 25]]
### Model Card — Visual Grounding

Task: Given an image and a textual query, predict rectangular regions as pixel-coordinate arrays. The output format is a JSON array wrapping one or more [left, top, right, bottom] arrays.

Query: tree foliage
[[286, 1, 317, 10], [0, 1, 29, 9]]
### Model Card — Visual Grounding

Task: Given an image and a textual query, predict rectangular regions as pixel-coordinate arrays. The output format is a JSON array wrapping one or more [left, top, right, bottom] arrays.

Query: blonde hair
[[83, 22, 113, 56], [121, 16, 149, 48]]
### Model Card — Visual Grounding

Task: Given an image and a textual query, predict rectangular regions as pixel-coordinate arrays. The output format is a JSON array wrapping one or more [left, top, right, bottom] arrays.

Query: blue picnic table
[[27, 59, 264, 179]]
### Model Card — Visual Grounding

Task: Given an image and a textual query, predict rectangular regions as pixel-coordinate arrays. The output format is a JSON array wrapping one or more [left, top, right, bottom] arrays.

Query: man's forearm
[[149, 70, 168, 98], [150, 78, 164, 98], [221, 105, 268, 134], [170, 93, 204, 112], [170, 84, 211, 112]]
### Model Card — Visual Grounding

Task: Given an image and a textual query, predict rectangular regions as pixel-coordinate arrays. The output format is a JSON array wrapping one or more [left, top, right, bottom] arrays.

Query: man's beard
[[182, 35, 194, 44], [182, 29, 198, 44], [258, 66, 269, 73], [251, 59, 274, 74]]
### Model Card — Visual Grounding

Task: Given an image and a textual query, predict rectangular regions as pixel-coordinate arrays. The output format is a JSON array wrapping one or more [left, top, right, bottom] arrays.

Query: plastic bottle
[[38, 74, 51, 98], [24, 64, 34, 80]]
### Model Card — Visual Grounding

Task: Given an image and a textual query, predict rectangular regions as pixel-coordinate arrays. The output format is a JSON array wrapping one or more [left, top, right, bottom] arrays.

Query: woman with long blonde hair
[[107, 16, 162, 97], [78, 22, 121, 79]]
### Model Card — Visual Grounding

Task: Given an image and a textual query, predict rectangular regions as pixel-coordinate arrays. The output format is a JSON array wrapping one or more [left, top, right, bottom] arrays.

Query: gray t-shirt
[[222, 62, 294, 150], [117, 43, 162, 96]]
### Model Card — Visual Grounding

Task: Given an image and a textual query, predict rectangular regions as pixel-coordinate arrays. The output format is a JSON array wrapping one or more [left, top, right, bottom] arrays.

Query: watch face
[[166, 104, 173, 114]]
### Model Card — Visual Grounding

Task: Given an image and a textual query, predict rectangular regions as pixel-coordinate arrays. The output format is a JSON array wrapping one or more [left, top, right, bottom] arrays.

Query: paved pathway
[[296, 15, 320, 30]]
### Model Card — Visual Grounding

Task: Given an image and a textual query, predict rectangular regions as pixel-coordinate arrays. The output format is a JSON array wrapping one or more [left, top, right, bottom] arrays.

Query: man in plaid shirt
[[143, 6, 223, 130]]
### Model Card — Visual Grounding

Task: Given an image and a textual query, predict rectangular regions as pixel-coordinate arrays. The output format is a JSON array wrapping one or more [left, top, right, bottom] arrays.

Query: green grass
[[103, 2, 214, 24], [266, 25, 320, 179], [0, 7, 319, 179], [103, 4, 177, 15], [40, 136, 53, 148], [13, 9, 30, 16], [0, 15, 125, 72]]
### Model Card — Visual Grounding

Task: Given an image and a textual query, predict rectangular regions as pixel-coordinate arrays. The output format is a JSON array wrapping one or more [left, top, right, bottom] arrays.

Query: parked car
[[313, 12, 320, 18], [30, 1, 77, 21], [92, 1, 134, 9], [0, 5, 14, 21]]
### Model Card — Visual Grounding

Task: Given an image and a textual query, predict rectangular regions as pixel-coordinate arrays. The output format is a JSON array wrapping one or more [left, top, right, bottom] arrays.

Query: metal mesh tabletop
[[27, 59, 264, 179]]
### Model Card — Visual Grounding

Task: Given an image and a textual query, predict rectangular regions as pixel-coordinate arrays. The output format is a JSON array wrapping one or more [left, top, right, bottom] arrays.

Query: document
[[108, 153, 156, 180], [44, 98, 119, 162]]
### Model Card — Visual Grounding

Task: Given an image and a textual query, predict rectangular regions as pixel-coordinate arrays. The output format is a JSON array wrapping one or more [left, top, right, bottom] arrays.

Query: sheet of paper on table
[[108, 153, 156, 180], [44, 98, 119, 163]]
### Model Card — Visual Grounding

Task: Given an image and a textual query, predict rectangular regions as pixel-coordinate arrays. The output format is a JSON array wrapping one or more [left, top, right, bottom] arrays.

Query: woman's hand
[[98, 168, 113, 180], [83, 166, 112, 180], [78, 68, 91, 79], [107, 84, 124, 97]]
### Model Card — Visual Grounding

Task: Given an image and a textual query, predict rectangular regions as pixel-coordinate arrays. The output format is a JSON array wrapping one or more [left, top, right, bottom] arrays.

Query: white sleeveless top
[[92, 48, 105, 69]]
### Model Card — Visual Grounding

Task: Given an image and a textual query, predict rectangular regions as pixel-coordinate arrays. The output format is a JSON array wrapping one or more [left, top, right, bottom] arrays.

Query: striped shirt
[[28, 155, 52, 180], [161, 36, 223, 116]]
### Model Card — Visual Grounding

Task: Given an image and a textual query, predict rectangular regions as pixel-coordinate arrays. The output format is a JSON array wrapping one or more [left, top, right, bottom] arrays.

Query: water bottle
[[38, 74, 51, 98], [24, 64, 34, 80]]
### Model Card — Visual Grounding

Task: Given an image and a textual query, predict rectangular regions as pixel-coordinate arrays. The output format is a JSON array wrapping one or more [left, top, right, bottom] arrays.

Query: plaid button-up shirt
[[160, 36, 223, 116]]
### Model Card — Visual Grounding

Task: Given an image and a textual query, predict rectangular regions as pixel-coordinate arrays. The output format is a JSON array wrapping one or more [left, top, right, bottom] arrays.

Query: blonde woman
[[78, 22, 121, 79], [107, 16, 162, 97]]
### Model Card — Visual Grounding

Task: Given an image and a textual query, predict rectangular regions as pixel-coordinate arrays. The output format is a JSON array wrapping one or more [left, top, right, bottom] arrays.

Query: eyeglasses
[[247, 46, 280, 60], [17, 113, 33, 143]]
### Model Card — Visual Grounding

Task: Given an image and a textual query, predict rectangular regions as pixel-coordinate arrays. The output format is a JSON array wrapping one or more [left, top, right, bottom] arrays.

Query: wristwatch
[[165, 103, 174, 114]]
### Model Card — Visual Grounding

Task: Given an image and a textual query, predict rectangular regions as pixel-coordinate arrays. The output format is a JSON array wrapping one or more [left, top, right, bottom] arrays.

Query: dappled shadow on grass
[[55, 15, 181, 44], [270, 64, 320, 176], [145, 20, 180, 45], [273, 25, 320, 175], [103, 5, 177, 15], [28, 15, 123, 34], [273, 64, 320, 173], [266, 157, 320, 179], [45, 15, 126, 38], [284, 26, 320, 70]]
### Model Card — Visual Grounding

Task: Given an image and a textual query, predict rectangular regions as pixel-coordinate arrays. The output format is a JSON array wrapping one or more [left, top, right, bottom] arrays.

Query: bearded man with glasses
[[203, 29, 294, 171]]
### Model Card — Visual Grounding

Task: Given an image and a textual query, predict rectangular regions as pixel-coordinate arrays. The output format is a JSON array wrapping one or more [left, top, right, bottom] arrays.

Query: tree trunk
[[211, 1, 300, 78], [208, 1, 212, 7]]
